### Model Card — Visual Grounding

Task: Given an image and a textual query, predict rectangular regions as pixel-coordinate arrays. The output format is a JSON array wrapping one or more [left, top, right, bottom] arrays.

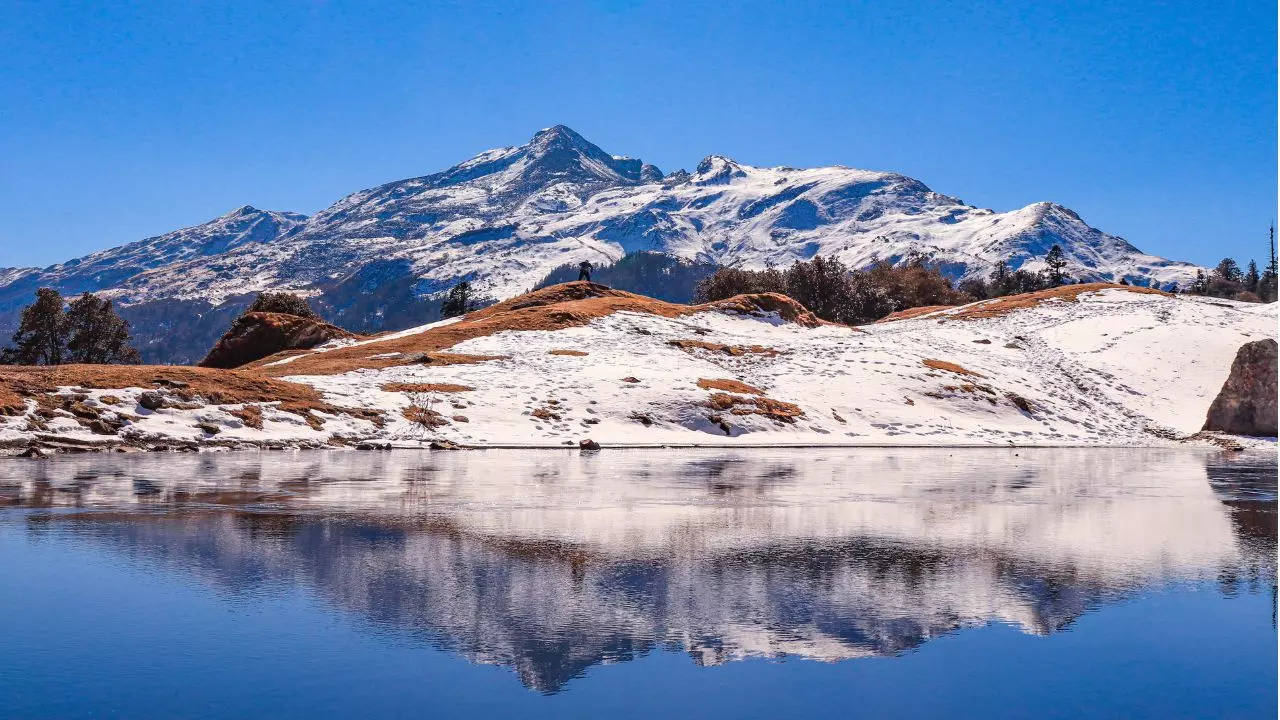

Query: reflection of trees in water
[[7, 449, 1276, 693], [1205, 456, 1276, 614]]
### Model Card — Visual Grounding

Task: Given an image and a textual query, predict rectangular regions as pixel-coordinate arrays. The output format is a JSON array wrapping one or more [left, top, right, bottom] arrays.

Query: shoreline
[[3, 432, 1272, 457]]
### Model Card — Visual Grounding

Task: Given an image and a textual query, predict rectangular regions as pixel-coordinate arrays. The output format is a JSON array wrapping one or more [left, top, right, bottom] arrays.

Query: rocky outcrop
[[1203, 339, 1277, 436], [199, 312, 356, 369]]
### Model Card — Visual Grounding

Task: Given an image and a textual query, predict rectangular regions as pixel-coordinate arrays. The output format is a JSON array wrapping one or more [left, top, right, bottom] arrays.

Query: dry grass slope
[[251, 282, 814, 376], [697, 378, 765, 395], [922, 359, 985, 377]]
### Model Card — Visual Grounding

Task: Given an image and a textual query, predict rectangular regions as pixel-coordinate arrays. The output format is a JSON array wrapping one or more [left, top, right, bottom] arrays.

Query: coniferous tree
[[1244, 260, 1260, 294], [1044, 245, 1069, 286], [440, 281, 477, 319], [246, 292, 318, 318], [1260, 226, 1278, 302], [2, 288, 68, 365], [1189, 270, 1209, 295], [988, 260, 1013, 296], [65, 292, 140, 364], [1213, 257, 1242, 283]]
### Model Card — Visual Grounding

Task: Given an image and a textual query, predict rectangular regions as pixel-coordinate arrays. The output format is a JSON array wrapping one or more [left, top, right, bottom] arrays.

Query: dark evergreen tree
[[247, 291, 319, 318], [440, 281, 477, 319], [988, 260, 1013, 296], [957, 277, 990, 300], [1044, 245, 1069, 286], [782, 256, 855, 321], [1188, 270, 1209, 295], [1244, 260, 1260, 294], [1213, 257, 1242, 283], [1260, 226, 1278, 302], [65, 292, 140, 364], [2, 288, 68, 365]]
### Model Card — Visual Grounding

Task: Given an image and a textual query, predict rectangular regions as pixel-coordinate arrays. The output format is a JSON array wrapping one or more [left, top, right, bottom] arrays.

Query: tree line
[[693, 245, 1085, 324], [1183, 228, 1278, 302], [0, 289, 140, 365]]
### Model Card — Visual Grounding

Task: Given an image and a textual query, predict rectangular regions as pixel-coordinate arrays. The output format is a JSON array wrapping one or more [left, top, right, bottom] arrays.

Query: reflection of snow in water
[[1, 448, 1273, 692]]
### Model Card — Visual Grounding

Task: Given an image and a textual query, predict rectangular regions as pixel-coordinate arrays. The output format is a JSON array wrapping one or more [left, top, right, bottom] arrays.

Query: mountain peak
[[513, 125, 653, 186], [692, 155, 746, 184], [530, 124, 586, 145]]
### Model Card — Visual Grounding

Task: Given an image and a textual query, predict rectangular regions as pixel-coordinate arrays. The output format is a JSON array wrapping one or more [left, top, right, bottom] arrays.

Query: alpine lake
[[0, 447, 1274, 719]]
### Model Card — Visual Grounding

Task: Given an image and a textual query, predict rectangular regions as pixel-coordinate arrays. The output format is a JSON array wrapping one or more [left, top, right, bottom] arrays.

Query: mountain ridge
[[0, 125, 1205, 362]]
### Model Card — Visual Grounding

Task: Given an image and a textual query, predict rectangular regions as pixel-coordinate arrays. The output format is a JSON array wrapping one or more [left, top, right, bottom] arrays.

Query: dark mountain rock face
[[1203, 339, 1278, 436]]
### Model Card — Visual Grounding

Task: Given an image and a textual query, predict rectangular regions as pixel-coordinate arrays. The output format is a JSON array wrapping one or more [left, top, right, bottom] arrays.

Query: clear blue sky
[[1, 0, 1274, 268]]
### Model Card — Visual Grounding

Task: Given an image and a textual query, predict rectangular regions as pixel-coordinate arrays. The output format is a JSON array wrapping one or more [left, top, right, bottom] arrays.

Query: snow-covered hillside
[[2, 125, 1201, 314], [1, 283, 1272, 453], [0, 206, 306, 307]]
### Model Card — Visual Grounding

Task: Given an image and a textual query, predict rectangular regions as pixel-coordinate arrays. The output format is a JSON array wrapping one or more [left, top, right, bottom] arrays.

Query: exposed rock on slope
[[199, 312, 356, 369], [1203, 339, 1277, 436]]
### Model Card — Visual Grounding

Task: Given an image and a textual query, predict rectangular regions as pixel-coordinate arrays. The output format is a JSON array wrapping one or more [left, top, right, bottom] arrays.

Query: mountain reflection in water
[[1, 448, 1274, 694]]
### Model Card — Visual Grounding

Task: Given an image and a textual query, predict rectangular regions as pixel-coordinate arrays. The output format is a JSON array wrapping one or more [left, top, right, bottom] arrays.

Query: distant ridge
[[0, 126, 1204, 362]]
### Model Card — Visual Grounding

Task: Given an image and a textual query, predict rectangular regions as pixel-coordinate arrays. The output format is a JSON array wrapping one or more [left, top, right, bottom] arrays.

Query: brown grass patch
[[668, 339, 780, 357], [705, 392, 804, 423], [0, 384, 26, 416], [927, 383, 997, 405], [531, 407, 561, 421], [945, 283, 1168, 321], [697, 378, 764, 395], [876, 305, 956, 323], [250, 282, 814, 377], [0, 365, 383, 426], [380, 382, 474, 393], [922, 359, 985, 377], [229, 404, 264, 429], [548, 349, 588, 357], [403, 405, 449, 428]]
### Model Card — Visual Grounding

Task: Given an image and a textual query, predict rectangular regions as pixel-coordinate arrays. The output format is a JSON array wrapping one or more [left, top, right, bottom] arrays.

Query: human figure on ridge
[[578, 261, 592, 282]]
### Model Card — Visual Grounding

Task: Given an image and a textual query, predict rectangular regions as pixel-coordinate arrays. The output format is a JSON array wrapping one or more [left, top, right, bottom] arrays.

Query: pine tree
[[1213, 257, 1242, 283], [1244, 260, 1260, 294], [1260, 226, 1278, 302], [440, 281, 475, 319], [65, 292, 140, 364], [2, 288, 67, 365], [988, 260, 1012, 297], [1044, 245, 1069, 286], [1189, 269, 1209, 295]]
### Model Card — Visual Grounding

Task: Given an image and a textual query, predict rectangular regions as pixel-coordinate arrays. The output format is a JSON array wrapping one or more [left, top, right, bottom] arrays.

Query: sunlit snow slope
[[3, 284, 1270, 451], [1, 125, 1201, 312]]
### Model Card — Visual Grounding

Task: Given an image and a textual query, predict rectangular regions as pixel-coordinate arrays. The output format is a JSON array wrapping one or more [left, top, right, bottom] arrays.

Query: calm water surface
[[0, 448, 1274, 719]]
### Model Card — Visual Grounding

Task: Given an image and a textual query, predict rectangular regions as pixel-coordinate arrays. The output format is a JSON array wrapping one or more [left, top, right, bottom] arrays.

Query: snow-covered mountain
[[0, 125, 1204, 361]]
